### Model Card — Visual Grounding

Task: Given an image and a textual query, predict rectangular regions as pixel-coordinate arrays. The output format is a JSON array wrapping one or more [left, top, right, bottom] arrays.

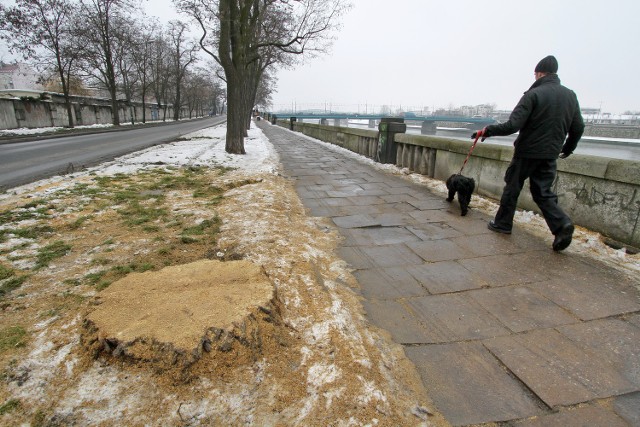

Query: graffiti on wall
[[563, 182, 640, 237], [569, 183, 639, 212]]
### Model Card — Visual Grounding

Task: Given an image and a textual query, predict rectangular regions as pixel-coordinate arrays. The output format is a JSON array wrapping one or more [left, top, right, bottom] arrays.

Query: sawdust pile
[[83, 260, 281, 377]]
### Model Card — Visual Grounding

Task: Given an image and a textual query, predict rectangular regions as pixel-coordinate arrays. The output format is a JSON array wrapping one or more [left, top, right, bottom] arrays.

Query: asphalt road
[[0, 116, 227, 190]]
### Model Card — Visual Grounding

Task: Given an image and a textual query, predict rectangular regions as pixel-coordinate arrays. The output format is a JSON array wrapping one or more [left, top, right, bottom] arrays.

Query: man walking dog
[[473, 55, 584, 251]]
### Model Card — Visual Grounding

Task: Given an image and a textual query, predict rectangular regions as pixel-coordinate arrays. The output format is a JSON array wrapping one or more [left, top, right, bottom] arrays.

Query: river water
[[322, 120, 640, 161]]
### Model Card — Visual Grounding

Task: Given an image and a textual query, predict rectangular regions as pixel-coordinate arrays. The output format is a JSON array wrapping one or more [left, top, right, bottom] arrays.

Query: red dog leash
[[459, 133, 481, 174]]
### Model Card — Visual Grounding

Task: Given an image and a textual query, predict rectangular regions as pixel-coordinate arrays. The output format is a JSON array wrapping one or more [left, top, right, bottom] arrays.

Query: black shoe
[[553, 223, 574, 251], [488, 221, 511, 234]]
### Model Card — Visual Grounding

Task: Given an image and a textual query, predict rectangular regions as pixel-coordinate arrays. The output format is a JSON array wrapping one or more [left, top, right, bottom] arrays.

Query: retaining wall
[[276, 119, 640, 248], [0, 93, 186, 130]]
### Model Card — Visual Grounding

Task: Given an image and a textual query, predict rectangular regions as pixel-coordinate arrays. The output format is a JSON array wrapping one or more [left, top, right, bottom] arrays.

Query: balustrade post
[[421, 121, 437, 135], [376, 118, 406, 164]]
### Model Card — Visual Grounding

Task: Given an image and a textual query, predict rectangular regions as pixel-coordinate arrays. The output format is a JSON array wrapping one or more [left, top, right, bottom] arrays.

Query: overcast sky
[[4, 0, 636, 115], [266, 0, 640, 114]]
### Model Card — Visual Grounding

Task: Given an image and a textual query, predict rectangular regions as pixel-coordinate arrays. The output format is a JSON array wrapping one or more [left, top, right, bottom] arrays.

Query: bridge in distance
[[267, 112, 497, 132]]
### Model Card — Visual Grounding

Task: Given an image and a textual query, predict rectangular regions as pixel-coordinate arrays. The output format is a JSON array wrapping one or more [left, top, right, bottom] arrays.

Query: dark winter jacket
[[485, 74, 584, 159]]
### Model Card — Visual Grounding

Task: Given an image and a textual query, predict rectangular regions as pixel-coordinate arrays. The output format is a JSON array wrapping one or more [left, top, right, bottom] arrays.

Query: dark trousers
[[493, 157, 571, 234]]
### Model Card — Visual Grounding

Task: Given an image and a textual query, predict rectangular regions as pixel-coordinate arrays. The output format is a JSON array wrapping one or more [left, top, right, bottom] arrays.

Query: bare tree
[[177, 0, 349, 154], [114, 14, 141, 123], [75, 0, 137, 125], [0, 0, 79, 127], [168, 20, 199, 121], [149, 32, 173, 121], [183, 66, 224, 118], [254, 71, 276, 112], [129, 21, 158, 123]]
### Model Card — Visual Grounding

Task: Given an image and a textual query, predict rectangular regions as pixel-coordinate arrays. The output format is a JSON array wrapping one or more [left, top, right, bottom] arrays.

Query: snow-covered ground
[[0, 118, 195, 136], [0, 123, 115, 136]]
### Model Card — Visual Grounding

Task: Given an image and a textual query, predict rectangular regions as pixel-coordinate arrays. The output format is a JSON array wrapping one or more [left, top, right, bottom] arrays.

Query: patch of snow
[[307, 363, 340, 387], [0, 120, 199, 136], [56, 363, 144, 424], [12, 328, 78, 403]]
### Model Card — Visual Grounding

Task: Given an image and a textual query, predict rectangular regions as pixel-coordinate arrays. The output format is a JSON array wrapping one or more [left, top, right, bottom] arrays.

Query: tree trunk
[[56, 57, 74, 128], [110, 89, 120, 126], [225, 80, 246, 154], [141, 95, 146, 123], [173, 85, 181, 121]]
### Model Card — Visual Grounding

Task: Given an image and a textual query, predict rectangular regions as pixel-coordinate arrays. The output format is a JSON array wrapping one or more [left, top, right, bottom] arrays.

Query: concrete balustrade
[[275, 118, 640, 248]]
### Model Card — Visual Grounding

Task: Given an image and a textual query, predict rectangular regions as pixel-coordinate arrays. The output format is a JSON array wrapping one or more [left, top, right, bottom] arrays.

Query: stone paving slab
[[407, 293, 510, 343], [347, 195, 388, 206], [408, 197, 451, 210], [337, 244, 425, 269], [405, 342, 544, 425], [295, 188, 328, 199], [369, 212, 415, 226], [534, 278, 640, 321], [628, 313, 640, 329], [406, 239, 477, 262], [361, 299, 432, 344], [458, 253, 551, 287], [408, 209, 456, 223], [340, 226, 421, 246], [442, 216, 497, 235], [404, 261, 487, 294], [322, 196, 355, 207], [380, 193, 421, 203], [450, 233, 529, 257], [405, 222, 463, 241], [333, 204, 387, 216], [353, 267, 429, 299], [484, 329, 638, 407], [468, 286, 578, 333], [332, 214, 381, 229], [512, 404, 630, 427], [613, 392, 640, 426], [557, 318, 640, 386]]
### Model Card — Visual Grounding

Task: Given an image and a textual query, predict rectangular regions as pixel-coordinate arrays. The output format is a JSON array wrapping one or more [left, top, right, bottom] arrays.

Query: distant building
[[0, 62, 44, 91], [460, 104, 495, 118], [583, 113, 640, 125]]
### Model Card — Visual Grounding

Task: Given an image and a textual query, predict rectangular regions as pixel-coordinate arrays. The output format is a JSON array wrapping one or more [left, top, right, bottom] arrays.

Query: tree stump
[[82, 259, 284, 380]]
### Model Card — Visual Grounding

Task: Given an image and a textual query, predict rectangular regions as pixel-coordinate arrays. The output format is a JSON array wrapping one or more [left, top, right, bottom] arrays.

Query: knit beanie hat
[[535, 55, 558, 73]]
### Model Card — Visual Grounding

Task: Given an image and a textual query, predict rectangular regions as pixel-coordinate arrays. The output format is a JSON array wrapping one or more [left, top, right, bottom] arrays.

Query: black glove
[[471, 127, 488, 141], [559, 152, 570, 159]]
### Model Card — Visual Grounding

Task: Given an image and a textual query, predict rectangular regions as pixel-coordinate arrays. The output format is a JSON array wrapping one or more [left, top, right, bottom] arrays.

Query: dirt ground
[[0, 160, 448, 425]]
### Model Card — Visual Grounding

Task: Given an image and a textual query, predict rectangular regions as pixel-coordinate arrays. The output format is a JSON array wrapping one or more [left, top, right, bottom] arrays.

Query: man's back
[[514, 73, 584, 159]]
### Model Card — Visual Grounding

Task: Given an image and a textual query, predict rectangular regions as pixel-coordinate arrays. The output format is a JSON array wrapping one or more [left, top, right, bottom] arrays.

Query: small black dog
[[446, 174, 475, 216]]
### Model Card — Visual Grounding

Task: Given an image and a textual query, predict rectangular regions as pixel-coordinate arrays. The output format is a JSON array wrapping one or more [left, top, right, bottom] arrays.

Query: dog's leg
[[458, 192, 471, 216], [446, 188, 455, 202]]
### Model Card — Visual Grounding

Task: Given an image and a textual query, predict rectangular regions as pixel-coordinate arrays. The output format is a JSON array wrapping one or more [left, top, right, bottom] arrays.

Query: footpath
[[257, 121, 640, 426]]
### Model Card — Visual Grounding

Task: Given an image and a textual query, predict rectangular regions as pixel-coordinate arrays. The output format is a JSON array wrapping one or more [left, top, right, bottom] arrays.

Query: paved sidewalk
[[258, 122, 640, 426]]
